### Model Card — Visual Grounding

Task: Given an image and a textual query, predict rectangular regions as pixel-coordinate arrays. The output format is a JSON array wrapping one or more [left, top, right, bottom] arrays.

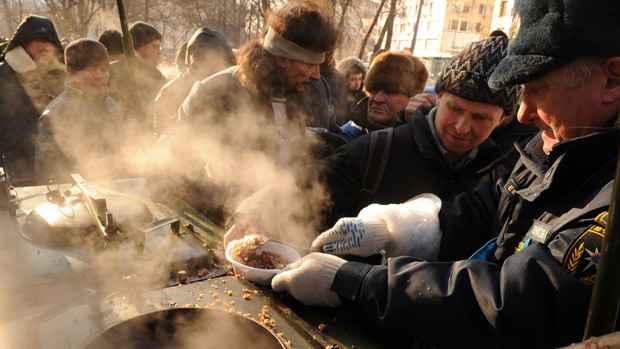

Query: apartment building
[[390, 0, 495, 80], [490, 0, 518, 37], [391, 0, 495, 56]]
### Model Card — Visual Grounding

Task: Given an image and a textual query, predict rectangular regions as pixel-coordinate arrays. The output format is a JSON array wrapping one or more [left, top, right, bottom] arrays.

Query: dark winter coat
[[0, 62, 40, 185], [321, 108, 510, 227], [332, 128, 620, 348], [0, 16, 64, 185]]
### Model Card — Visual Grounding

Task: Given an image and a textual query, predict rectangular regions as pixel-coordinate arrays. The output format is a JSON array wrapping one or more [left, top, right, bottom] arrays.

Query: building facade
[[391, 0, 495, 81], [489, 0, 518, 37]]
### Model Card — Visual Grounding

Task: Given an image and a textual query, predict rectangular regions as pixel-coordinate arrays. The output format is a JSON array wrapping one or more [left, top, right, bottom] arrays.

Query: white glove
[[312, 193, 443, 259], [310, 217, 390, 257], [271, 253, 346, 307]]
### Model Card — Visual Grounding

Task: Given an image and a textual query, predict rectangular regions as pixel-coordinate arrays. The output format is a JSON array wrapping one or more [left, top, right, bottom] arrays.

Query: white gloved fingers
[[271, 253, 345, 307], [358, 203, 392, 220], [311, 217, 361, 253], [271, 268, 296, 293]]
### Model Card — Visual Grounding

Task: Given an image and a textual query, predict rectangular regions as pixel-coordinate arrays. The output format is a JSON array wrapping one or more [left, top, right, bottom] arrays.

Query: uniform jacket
[[36, 87, 125, 183], [332, 128, 620, 348], [321, 108, 510, 227]]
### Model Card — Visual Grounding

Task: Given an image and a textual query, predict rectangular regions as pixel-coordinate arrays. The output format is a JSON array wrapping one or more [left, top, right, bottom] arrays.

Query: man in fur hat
[[0, 15, 65, 185], [339, 51, 428, 141], [272, 0, 620, 347]]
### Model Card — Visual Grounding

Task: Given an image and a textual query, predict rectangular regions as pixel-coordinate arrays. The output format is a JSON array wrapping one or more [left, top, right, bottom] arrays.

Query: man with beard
[[0, 15, 65, 185], [338, 51, 429, 141], [179, 1, 337, 165], [272, 0, 620, 347], [154, 27, 235, 134], [36, 39, 124, 182], [166, 1, 337, 224]]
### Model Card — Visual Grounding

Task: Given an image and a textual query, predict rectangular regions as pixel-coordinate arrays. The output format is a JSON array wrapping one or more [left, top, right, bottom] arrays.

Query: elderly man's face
[[435, 92, 503, 156], [517, 61, 612, 154], [366, 89, 410, 127]]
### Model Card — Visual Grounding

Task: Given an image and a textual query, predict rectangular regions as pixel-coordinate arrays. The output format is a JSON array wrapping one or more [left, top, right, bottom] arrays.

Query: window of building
[[499, 0, 508, 17], [462, 3, 471, 13], [475, 22, 482, 32], [459, 20, 469, 32], [479, 4, 486, 16], [450, 19, 459, 31]]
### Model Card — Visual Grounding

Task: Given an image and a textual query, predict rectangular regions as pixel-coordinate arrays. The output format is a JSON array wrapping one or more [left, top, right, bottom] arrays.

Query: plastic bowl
[[225, 239, 301, 286]]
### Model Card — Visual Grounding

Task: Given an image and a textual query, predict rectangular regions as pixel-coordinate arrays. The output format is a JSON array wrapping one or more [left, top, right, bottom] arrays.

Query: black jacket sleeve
[[319, 135, 372, 227], [436, 179, 502, 260], [333, 240, 592, 348]]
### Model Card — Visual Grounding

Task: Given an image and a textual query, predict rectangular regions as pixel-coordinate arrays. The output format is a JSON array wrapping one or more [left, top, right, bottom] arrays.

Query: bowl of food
[[225, 235, 301, 286]]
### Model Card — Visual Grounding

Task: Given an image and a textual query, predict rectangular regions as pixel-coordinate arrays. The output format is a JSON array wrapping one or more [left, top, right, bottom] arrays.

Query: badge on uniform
[[515, 220, 551, 253], [561, 211, 607, 285]]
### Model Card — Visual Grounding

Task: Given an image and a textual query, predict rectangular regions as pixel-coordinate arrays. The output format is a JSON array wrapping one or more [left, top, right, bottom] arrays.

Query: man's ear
[[602, 57, 620, 104]]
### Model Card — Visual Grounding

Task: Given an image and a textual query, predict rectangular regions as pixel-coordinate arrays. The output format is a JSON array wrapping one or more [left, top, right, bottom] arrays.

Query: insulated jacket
[[331, 128, 620, 348], [0, 16, 64, 185]]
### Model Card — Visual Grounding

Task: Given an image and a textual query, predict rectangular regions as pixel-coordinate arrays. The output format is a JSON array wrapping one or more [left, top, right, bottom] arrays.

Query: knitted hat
[[129, 21, 161, 49], [365, 51, 428, 97], [65, 39, 108, 72], [489, 0, 620, 89], [435, 36, 518, 115]]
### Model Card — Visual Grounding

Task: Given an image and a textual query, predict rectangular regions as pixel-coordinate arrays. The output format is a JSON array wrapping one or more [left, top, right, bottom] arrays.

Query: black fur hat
[[489, 0, 620, 89]]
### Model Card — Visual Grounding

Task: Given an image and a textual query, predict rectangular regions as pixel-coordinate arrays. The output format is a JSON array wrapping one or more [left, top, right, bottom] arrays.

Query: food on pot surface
[[229, 235, 287, 269]]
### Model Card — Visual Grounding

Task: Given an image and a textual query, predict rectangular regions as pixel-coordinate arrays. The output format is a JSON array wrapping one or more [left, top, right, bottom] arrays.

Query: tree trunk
[[410, 0, 424, 53], [384, 0, 397, 50], [1, 0, 15, 35], [372, 15, 389, 55], [336, 0, 352, 56], [358, 0, 388, 59]]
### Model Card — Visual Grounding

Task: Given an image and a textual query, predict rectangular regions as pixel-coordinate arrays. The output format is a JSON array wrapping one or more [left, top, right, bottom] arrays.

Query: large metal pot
[[86, 308, 286, 349]]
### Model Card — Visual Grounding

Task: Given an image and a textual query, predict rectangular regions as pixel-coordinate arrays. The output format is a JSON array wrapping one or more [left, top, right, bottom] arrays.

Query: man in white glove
[[271, 253, 346, 307], [311, 194, 442, 260]]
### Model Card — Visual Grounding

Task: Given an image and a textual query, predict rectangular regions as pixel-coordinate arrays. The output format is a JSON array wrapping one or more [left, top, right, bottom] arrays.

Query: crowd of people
[[0, 0, 618, 347]]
